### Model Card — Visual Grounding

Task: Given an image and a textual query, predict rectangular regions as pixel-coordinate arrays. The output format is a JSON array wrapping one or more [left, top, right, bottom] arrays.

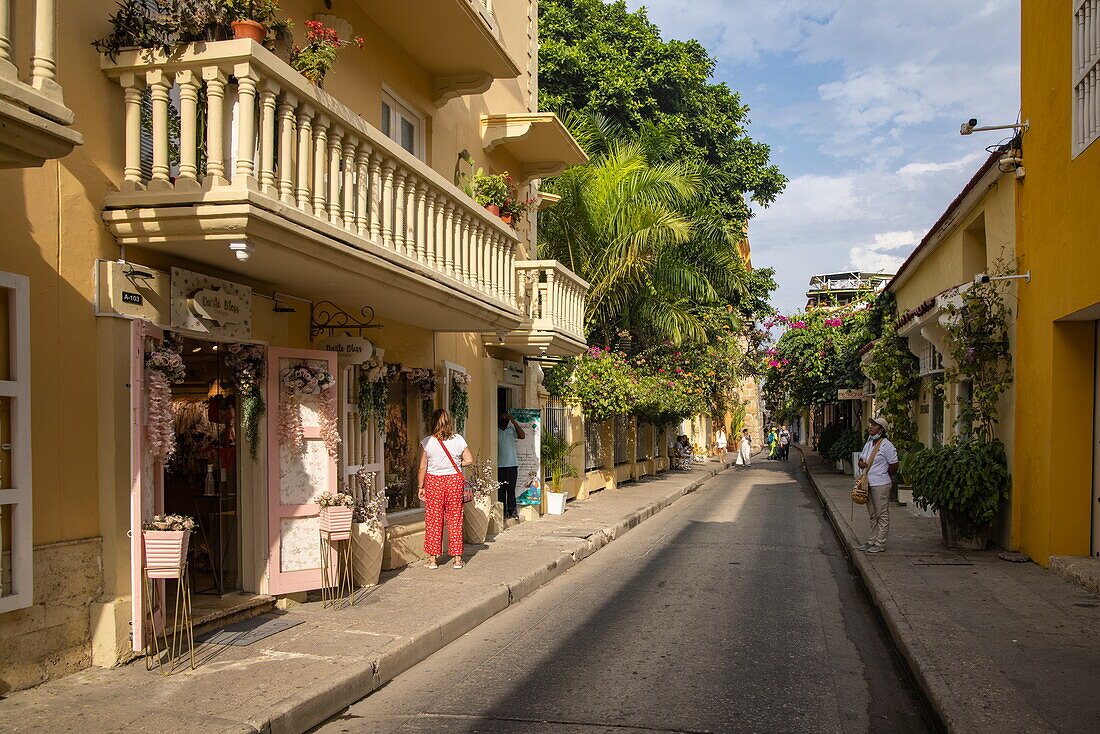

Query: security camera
[[960, 118, 978, 135], [496, 330, 507, 343], [229, 242, 254, 262], [973, 273, 991, 285]]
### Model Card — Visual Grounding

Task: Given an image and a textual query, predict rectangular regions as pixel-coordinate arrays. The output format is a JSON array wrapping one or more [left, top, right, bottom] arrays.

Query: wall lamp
[[229, 242, 254, 262]]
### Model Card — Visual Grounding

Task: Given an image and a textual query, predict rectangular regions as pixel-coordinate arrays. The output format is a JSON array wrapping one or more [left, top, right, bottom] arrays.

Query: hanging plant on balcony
[[406, 368, 437, 426], [499, 193, 536, 227], [280, 362, 340, 461], [449, 372, 472, 432], [145, 333, 186, 462], [470, 170, 510, 215], [92, 0, 232, 60], [356, 359, 389, 431], [225, 344, 266, 457], [290, 20, 364, 87]]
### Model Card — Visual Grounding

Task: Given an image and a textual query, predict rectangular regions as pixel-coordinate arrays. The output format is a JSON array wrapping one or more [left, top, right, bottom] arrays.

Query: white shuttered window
[[1074, 0, 1100, 156], [0, 272, 32, 613]]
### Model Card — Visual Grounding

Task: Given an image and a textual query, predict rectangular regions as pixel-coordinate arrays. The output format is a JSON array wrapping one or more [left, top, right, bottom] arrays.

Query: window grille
[[0, 272, 32, 613], [613, 415, 628, 465], [584, 419, 601, 472], [1074, 0, 1100, 156], [541, 398, 566, 480]]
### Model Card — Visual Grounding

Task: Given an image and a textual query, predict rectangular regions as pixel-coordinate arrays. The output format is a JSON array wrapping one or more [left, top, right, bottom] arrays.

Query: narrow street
[[315, 460, 935, 734]]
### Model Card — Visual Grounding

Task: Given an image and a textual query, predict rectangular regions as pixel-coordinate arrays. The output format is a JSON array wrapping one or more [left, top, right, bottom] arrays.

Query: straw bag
[[851, 438, 882, 505]]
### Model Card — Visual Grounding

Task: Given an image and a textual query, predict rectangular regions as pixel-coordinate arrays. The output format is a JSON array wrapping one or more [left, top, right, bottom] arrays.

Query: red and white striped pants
[[423, 472, 465, 557]]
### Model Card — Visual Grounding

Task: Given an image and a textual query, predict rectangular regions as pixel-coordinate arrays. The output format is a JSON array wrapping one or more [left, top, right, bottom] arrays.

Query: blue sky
[[622, 0, 1021, 313]]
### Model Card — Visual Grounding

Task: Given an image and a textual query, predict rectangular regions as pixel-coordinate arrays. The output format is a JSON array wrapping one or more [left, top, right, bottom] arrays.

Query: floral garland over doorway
[[225, 344, 266, 457], [449, 371, 471, 432], [145, 333, 186, 462], [280, 362, 341, 461]]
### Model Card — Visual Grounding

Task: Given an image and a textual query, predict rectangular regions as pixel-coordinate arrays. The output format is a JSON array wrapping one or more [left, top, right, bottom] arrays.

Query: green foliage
[[542, 362, 572, 398], [449, 381, 469, 432], [816, 422, 844, 460], [541, 434, 582, 491], [898, 441, 925, 485], [908, 439, 1010, 526], [471, 170, 510, 207], [220, 0, 279, 23], [826, 429, 863, 464], [863, 320, 920, 450], [559, 348, 638, 422], [290, 20, 363, 87], [357, 375, 388, 431], [539, 0, 786, 228]]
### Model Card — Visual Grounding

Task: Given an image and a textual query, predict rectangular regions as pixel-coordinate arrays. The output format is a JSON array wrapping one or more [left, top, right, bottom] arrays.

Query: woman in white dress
[[735, 428, 752, 467], [714, 426, 728, 459]]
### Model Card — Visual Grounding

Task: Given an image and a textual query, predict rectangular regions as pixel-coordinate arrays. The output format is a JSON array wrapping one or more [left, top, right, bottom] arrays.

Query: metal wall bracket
[[309, 300, 383, 338]]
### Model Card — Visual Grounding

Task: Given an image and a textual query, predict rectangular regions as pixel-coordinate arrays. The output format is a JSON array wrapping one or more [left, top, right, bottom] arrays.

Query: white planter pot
[[350, 523, 385, 587], [546, 490, 567, 515], [852, 452, 862, 476], [897, 487, 913, 506]]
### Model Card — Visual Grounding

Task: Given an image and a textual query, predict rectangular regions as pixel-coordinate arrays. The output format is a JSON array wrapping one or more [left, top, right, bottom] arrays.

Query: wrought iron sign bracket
[[310, 300, 383, 339]]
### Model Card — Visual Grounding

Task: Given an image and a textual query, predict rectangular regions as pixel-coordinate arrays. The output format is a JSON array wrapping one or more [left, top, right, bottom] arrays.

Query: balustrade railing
[[515, 260, 588, 340], [102, 40, 518, 308]]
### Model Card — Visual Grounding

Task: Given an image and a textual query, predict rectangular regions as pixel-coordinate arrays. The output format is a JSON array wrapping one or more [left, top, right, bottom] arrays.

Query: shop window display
[[384, 378, 419, 512]]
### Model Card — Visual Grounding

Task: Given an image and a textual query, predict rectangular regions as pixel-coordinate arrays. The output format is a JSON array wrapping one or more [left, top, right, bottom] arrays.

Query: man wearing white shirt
[[856, 416, 899, 553]]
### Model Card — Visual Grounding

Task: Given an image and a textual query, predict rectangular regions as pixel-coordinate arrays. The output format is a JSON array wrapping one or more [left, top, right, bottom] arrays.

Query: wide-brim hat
[[870, 415, 890, 432]]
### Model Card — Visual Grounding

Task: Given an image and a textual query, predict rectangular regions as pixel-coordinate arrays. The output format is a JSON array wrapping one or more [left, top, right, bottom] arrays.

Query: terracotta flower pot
[[319, 506, 354, 541], [500, 213, 514, 226], [232, 19, 267, 43], [462, 495, 492, 544], [143, 530, 190, 578], [350, 523, 385, 587], [484, 204, 500, 216]]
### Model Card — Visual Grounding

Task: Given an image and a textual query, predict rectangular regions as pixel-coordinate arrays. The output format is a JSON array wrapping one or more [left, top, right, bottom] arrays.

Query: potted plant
[[462, 456, 500, 544], [316, 490, 355, 541], [896, 441, 924, 506], [498, 192, 534, 227], [470, 170, 510, 216], [348, 469, 386, 587], [542, 434, 581, 515], [142, 514, 196, 578], [290, 20, 364, 87], [908, 438, 1009, 550], [220, 0, 279, 42]]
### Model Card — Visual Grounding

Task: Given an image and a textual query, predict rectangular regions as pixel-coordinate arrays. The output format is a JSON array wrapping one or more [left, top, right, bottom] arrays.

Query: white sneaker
[[856, 542, 872, 551], [866, 544, 886, 553]]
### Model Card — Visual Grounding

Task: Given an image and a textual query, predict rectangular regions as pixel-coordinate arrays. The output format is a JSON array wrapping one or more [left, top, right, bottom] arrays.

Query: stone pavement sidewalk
[[796, 445, 1100, 734], [1, 462, 729, 734]]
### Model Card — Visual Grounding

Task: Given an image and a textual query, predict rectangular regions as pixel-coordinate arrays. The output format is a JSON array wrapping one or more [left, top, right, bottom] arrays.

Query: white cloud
[[848, 230, 925, 272], [897, 153, 984, 177]]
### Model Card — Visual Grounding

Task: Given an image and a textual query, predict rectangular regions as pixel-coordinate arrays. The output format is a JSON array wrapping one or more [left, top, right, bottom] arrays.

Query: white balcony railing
[[101, 40, 518, 310], [516, 260, 587, 341]]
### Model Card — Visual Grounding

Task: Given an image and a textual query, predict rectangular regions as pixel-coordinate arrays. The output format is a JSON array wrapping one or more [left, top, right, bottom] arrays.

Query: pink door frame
[[265, 347, 339, 595]]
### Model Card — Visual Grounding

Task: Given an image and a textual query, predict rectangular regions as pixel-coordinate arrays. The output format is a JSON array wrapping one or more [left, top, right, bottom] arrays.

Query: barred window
[[1074, 0, 1100, 156]]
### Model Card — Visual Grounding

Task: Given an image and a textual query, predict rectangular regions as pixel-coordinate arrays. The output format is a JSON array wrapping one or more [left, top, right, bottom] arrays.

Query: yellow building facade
[[1014, 0, 1100, 564], [0, 0, 620, 693]]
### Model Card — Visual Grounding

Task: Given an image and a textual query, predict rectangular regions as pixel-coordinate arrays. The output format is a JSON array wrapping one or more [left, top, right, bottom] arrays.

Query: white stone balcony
[[100, 40, 522, 332], [488, 260, 588, 356], [0, 0, 82, 167]]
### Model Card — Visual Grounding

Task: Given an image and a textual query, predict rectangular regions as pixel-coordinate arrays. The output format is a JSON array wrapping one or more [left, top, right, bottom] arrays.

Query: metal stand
[[319, 531, 356, 610], [144, 564, 195, 675]]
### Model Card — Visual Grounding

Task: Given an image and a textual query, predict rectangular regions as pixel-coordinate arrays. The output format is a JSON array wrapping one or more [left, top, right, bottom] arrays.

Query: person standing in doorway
[[857, 416, 899, 554], [418, 409, 473, 569], [779, 425, 791, 460], [735, 428, 752, 468], [497, 409, 525, 520], [714, 425, 728, 460]]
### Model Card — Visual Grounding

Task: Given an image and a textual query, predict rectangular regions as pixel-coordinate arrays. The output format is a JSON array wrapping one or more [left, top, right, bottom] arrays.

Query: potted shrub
[[316, 490, 355, 541], [908, 438, 1009, 550], [290, 20, 364, 87], [348, 469, 386, 587], [470, 170, 510, 216], [462, 456, 499, 544], [896, 441, 924, 506], [542, 434, 582, 515], [221, 0, 278, 43], [498, 191, 535, 227], [827, 428, 862, 475], [142, 514, 196, 578]]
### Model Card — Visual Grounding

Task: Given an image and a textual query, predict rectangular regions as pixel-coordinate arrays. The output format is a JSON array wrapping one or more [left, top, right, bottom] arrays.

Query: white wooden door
[[340, 365, 384, 501], [130, 319, 165, 651], [266, 348, 339, 595]]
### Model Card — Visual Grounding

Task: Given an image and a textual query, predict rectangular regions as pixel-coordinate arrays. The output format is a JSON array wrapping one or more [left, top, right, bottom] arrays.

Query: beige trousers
[[866, 483, 891, 547]]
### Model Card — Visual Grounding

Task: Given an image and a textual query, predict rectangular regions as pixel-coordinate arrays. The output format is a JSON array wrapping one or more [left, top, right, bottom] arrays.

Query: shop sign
[[504, 360, 525, 385], [837, 389, 864, 400], [319, 336, 374, 364], [171, 268, 252, 340]]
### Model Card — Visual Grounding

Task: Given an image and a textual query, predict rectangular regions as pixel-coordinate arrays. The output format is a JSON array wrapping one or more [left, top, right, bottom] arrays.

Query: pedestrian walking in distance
[[779, 426, 791, 460], [675, 434, 693, 470], [857, 416, 899, 554], [735, 428, 752, 467], [714, 425, 728, 460], [497, 409, 525, 520], [417, 408, 473, 569]]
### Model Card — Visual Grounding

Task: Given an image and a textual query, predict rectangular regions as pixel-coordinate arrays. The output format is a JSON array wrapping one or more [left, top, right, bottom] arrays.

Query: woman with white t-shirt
[[417, 409, 474, 569]]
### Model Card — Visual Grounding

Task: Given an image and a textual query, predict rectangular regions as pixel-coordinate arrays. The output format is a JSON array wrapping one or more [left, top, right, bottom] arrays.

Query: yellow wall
[[1014, 0, 1100, 563]]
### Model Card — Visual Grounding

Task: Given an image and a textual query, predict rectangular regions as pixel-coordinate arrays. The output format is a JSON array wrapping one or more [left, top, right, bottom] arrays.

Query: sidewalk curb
[[250, 464, 730, 734], [794, 444, 959, 733]]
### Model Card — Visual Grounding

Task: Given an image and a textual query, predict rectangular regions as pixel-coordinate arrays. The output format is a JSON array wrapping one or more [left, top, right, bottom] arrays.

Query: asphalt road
[[314, 458, 935, 734]]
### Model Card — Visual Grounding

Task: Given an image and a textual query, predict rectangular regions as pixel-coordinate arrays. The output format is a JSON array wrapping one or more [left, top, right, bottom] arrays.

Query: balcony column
[[276, 93, 298, 205], [202, 66, 228, 186], [341, 138, 356, 230], [480, 224, 491, 293], [147, 69, 172, 191], [392, 169, 408, 255], [174, 70, 200, 191], [0, 0, 15, 79], [380, 160, 396, 249], [487, 232, 500, 300], [545, 268, 557, 323], [353, 143, 370, 237], [120, 73, 146, 192], [497, 235, 508, 301], [257, 80, 279, 196], [460, 216, 472, 285], [30, 0, 62, 102], [367, 151, 383, 241], [426, 191, 440, 269], [414, 182, 429, 264], [505, 244, 516, 305], [311, 115, 330, 218], [326, 127, 344, 226], [442, 203, 455, 277], [294, 104, 314, 211], [233, 63, 259, 186], [404, 174, 418, 258]]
